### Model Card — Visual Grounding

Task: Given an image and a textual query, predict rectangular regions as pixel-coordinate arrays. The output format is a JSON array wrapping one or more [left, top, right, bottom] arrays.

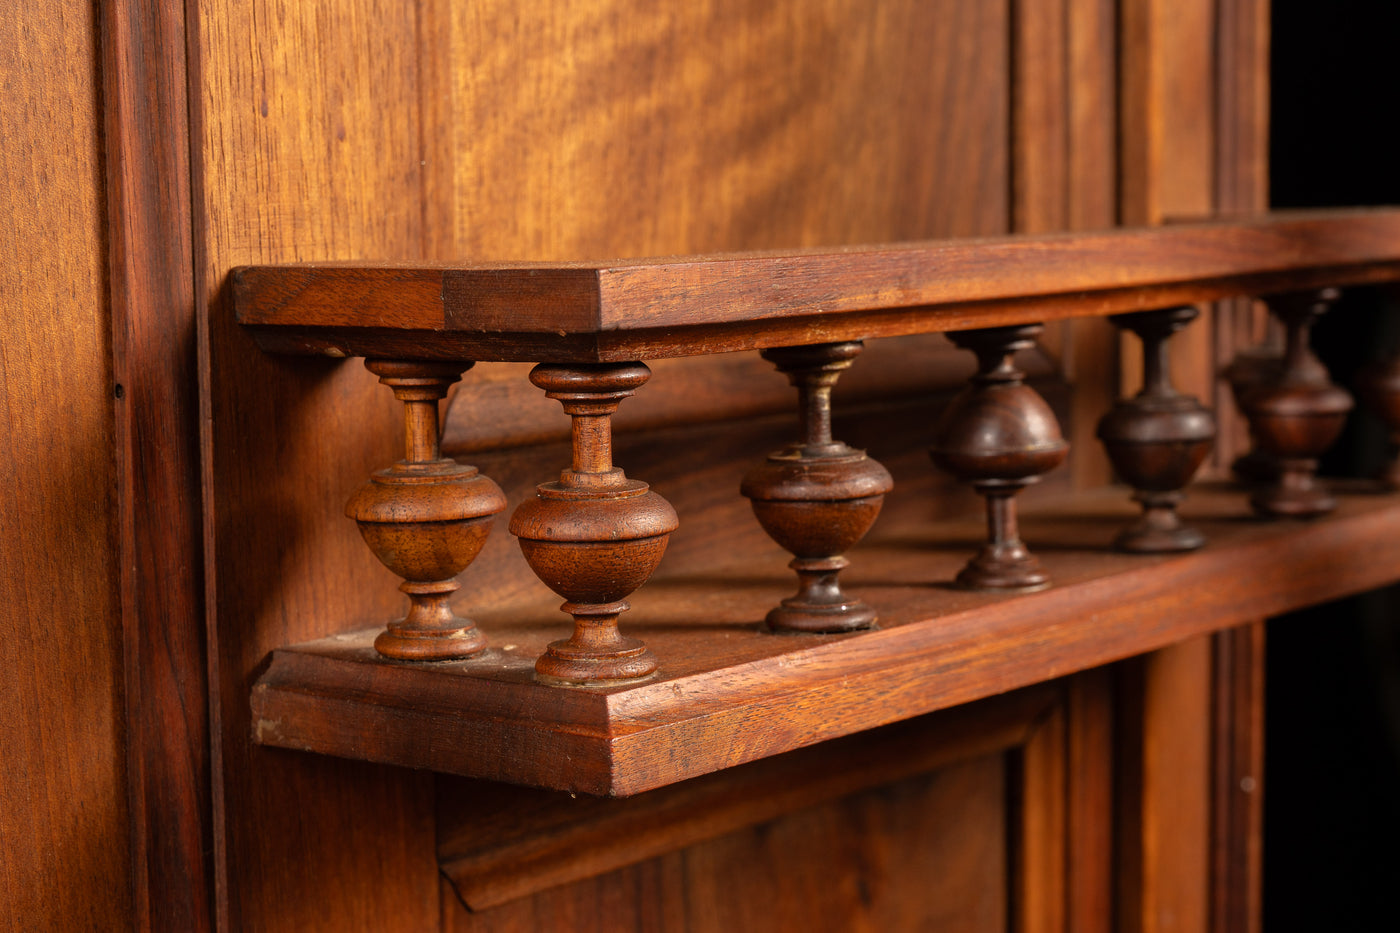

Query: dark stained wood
[[97, 0, 213, 927], [442, 754, 1009, 933], [932, 325, 1069, 590], [1357, 347, 1400, 488], [348, 361, 506, 660], [233, 210, 1400, 362], [438, 686, 1054, 910], [1210, 621, 1266, 933], [0, 2, 134, 928], [1242, 288, 1353, 516], [741, 342, 893, 632], [253, 484, 1400, 796], [1098, 307, 1216, 551], [511, 364, 679, 684]]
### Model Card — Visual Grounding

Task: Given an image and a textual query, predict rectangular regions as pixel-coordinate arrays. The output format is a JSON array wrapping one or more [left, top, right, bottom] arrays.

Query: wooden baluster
[[1240, 288, 1353, 517], [511, 363, 678, 685], [1223, 344, 1282, 483], [1098, 307, 1217, 552], [741, 342, 893, 632], [346, 360, 506, 660], [932, 324, 1068, 590]]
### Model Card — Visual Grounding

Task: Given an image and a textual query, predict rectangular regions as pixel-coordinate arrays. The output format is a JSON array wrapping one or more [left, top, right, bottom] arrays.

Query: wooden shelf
[[251, 483, 1400, 796], [233, 209, 1400, 363]]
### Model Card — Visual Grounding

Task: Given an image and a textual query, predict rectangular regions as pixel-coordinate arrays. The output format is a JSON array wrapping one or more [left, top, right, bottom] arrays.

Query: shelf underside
[[252, 483, 1400, 796]]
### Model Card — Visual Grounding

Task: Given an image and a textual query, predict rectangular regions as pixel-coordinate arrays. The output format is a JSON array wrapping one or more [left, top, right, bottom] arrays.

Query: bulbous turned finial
[[347, 359, 506, 660], [741, 342, 893, 632], [1240, 288, 1352, 517], [931, 324, 1068, 591], [1098, 307, 1217, 552], [510, 362, 678, 685]]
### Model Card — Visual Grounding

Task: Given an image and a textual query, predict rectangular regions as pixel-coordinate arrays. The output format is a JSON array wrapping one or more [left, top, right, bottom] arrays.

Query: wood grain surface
[[99, 0, 213, 926], [253, 483, 1400, 796], [196, 0, 441, 928], [233, 210, 1400, 362], [0, 2, 133, 929]]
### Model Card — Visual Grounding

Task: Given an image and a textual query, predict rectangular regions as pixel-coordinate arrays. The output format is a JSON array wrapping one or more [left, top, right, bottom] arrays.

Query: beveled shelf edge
[[233, 209, 1400, 363], [251, 486, 1400, 796]]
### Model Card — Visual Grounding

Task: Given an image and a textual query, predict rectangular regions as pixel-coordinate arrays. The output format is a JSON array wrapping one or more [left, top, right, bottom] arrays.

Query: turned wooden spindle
[[1098, 307, 1217, 552], [511, 363, 678, 685], [1240, 288, 1353, 517], [931, 325, 1068, 590], [346, 360, 506, 660], [741, 342, 893, 632]]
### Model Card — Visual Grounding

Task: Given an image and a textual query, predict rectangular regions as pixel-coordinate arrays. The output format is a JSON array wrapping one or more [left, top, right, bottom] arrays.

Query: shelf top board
[[251, 484, 1400, 796], [234, 208, 1400, 362]]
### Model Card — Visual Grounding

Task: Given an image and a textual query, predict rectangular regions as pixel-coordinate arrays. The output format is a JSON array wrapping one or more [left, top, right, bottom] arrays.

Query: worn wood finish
[[234, 210, 1400, 362], [1242, 288, 1353, 517], [438, 686, 1054, 910], [932, 325, 1069, 590], [196, 1, 442, 928], [511, 364, 679, 684], [253, 484, 1400, 795], [0, 2, 134, 928], [741, 342, 893, 632], [1098, 308, 1216, 552]]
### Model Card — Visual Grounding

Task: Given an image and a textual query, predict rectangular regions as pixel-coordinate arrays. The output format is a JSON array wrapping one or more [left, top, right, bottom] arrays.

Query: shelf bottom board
[[252, 483, 1400, 795]]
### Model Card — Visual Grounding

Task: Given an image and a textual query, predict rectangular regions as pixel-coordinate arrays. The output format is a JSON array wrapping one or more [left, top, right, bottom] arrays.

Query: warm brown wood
[[196, 1, 443, 928], [932, 325, 1069, 590], [347, 360, 506, 660], [438, 686, 1053, 910], [511, 363, 679, 684], [0, 2, 134, 928], [442, 753, 1009, 933], [1015, 698, 1068, 933], [1118, 637, 1213, 933], [1241, 288, 1354, 517], [740, 342, 893, 632], [234, 210, 1400, 363], [253, 483, 1400, 795], [1066, 668, 1115, 933], [1211, 621, 1265, 933], [98, 0, 213, 927], [1098, 307, 1216, 551]]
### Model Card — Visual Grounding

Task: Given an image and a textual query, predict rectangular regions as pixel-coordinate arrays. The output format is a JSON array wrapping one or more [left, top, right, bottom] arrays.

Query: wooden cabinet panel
[[0, 2, 132, 930]]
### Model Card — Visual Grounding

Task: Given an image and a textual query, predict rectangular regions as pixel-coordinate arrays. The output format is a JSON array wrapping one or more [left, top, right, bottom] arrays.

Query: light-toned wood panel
[[0, 2, 133, 930], [196, 0, 441, 928], [444, 754, 1008, 933], [445, 0, 1010, 261]]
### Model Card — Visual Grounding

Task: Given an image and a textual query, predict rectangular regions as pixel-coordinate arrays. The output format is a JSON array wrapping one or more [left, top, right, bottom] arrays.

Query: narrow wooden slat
[[234, 210, 1400, 362], [253, 484, 1400, 796]]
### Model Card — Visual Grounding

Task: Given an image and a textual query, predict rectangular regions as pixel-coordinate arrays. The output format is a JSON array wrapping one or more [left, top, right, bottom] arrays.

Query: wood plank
[[252, 483, 1400, 796], [443, 753, 1009, 932], [195, 0, 442, 928], [0, 1, 133, 928], [98, 0, 212, 927], [233, 210, 1400, 362], [438, 686, 1052, 910], [1210, 622, 1265, 933]]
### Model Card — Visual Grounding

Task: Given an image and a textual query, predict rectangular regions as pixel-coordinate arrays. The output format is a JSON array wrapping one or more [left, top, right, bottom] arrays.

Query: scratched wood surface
[[0, 2, 133, 929]]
